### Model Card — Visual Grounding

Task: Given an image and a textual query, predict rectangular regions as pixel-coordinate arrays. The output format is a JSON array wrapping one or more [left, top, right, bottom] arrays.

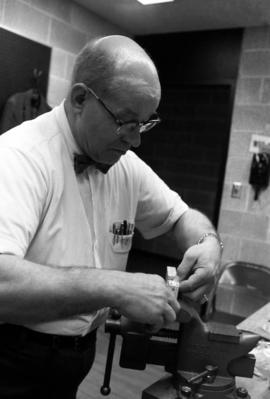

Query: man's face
[[74, 82, 160, 165]]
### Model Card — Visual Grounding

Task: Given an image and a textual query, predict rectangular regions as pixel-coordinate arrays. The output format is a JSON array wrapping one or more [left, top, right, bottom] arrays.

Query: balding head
[[71, 35, 161, 103], [93, 35, 155, 71], [65, 35, 162, 165]]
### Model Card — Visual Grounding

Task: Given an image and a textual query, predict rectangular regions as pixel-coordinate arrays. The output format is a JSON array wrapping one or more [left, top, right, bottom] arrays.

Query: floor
[[77, 328, 165, 399]]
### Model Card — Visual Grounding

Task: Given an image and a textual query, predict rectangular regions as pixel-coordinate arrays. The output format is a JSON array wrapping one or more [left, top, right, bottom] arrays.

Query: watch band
[[197, 232, 224, 251]]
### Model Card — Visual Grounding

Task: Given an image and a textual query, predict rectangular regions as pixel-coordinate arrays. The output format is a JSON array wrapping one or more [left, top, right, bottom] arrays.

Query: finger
[[168, 293, 181, 314], [144, 316, 164, 334], [181, 285, 207, 302], [178, 267, 209, 293], [163, 302, 178, 325], [177, 249, 197, 281], [200, 294, 209, 305]]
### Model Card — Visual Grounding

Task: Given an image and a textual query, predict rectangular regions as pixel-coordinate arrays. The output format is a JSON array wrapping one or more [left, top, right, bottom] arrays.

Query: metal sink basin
[[211, 262, 270, 325]]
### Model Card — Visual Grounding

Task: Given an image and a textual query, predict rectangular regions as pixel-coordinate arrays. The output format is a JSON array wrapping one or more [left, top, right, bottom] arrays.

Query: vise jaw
[[168, 302, 259, 399]]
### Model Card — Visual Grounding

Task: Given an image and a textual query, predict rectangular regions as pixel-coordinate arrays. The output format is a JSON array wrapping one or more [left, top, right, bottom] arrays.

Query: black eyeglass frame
[[82, 83, 161, 135]]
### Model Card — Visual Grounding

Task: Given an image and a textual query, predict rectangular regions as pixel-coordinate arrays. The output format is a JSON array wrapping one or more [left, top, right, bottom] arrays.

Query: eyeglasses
[[82, 84, 161, 136]]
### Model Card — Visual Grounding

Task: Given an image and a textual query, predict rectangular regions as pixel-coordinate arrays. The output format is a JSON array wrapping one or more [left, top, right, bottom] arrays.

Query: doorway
[[132, 83, 233, 259]]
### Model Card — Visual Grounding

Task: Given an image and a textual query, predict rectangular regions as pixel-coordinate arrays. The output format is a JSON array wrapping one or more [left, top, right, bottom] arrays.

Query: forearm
[[0, 254, 180, 331], [0, 254, 124, 324], [170, 208, 219, 253]]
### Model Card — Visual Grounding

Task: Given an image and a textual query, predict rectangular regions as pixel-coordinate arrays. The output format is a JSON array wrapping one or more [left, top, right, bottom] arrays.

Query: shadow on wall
[[0, 27, 51, 134]]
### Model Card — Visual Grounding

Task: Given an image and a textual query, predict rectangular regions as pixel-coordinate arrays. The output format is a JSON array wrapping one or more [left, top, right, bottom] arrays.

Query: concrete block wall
[[218, 26, 270, 268], [0, 0, 129, 107]]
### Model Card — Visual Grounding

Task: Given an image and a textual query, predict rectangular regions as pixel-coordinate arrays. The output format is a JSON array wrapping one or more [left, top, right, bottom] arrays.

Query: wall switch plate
[[231, 182, 242, 198], [249, 134, 270, 153]]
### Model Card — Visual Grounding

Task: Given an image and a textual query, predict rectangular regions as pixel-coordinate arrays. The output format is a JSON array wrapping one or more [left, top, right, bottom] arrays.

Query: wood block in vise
[[166, 266, 198, 324]]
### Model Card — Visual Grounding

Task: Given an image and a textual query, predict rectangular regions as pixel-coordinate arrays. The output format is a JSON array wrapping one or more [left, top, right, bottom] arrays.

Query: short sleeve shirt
[[0, 102, 188, 335]]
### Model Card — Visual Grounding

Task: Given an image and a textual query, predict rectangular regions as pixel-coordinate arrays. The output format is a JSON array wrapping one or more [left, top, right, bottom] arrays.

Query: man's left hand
[[176, 240, 221, 302]]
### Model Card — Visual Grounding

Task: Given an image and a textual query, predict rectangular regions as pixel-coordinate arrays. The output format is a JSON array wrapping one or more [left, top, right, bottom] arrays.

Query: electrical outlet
[[231, 182, 242, 198]]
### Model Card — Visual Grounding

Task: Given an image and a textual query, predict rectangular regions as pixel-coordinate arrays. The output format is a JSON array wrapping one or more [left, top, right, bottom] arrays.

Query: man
[[0, 35, 222, 398]]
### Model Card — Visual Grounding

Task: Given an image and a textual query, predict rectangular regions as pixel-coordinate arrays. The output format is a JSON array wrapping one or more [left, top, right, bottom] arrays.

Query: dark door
[[132, 83, 233, 259]]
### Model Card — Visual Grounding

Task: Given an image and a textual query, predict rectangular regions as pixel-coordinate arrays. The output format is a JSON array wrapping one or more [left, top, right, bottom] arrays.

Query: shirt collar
[[54, 100, 82, 160]]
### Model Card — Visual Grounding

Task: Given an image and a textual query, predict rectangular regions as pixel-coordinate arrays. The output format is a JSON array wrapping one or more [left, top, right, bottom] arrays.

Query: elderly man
[[0, 35, 222, 398]]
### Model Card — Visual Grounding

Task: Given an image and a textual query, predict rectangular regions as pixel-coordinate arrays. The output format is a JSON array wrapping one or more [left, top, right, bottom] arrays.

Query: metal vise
[[100, 298, 259, 399]]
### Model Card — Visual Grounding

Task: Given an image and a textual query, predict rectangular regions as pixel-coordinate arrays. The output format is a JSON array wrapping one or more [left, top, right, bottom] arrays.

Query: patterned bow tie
[[74, 154, 111, 174]]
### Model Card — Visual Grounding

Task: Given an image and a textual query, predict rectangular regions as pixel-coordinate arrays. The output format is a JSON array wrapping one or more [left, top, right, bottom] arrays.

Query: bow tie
[[74, 154, 111, 175]]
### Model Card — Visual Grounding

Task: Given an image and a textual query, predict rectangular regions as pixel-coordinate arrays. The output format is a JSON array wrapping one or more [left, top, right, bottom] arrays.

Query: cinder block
[[261, 78, 270, 103], [71, 3, 107, 35], [220, 183, 248, 212], [50, 18, 87, 54], [247, 184, 270, 216], [65, 53, 76, 81], [235, 78, 262, 105], [240, 51, 270, 76], [232, 105, 270, 131], [3, 0, 50, 44], [242, 26, 270, 50], [0, 0, 5, 24], [224, 156, 250, 182], [220, 234, 240, 263], [227, 130, 253, 158], [70, 3, 129, 36], [29, 0, 71, 24], [49, 48, 67, 79], [240, 213, 269, 240], [218, 210, 242, 235], [239, 239, 270, 266], [47, 75, 69, 108]]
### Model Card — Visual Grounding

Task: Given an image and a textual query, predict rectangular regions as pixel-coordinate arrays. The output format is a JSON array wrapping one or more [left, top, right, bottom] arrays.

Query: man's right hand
[[114, 272, 180, 333]]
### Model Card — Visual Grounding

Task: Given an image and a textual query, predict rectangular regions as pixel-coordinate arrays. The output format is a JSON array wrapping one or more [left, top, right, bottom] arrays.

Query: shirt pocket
[[109, 232, 134, 254]]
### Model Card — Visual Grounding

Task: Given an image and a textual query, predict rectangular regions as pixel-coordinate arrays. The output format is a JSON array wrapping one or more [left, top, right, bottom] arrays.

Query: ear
[[70, 83, 88, 112]]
